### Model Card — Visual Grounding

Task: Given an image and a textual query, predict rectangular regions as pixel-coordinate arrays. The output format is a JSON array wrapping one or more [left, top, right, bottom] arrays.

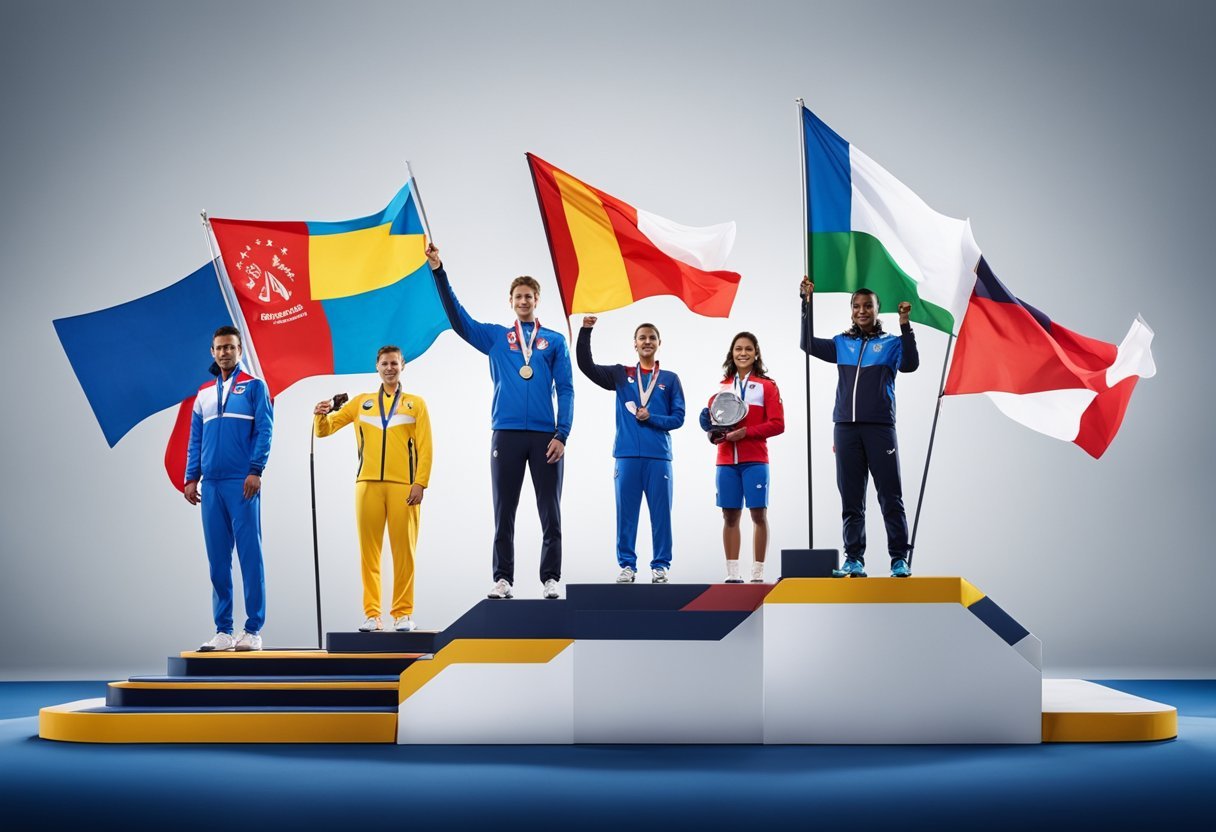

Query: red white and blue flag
[[943, 258, 1155, 459]]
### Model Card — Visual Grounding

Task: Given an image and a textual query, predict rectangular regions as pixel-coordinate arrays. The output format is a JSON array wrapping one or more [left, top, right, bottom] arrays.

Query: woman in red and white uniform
[[699, 332, 785, 583]]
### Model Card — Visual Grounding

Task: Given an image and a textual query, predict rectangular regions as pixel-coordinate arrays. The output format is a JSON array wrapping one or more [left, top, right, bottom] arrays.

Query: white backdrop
[[2, 0, 1212, 679]]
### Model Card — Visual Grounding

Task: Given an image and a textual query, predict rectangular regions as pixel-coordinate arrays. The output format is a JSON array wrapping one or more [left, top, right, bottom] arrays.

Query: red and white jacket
[[701, 375, 785, 465]]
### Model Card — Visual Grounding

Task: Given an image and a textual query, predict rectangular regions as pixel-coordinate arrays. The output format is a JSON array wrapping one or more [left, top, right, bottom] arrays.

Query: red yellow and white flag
[[527, 153, 741, 318]]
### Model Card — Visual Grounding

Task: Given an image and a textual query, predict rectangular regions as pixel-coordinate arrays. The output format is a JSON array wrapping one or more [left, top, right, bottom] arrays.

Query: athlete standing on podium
[[800, 277, 918, 578], [184, 326, 273, 653], [577, 316, 685, 584], [313, 345, 432, 633], [427, 243, 574, 601]]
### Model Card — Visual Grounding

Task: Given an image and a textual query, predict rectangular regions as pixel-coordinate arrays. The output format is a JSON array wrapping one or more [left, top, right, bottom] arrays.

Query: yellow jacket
[[315, 387, 432, 487]]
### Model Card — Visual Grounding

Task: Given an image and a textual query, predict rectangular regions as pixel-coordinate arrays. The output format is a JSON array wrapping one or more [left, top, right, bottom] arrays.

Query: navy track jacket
[[801, 299, 919, 424]]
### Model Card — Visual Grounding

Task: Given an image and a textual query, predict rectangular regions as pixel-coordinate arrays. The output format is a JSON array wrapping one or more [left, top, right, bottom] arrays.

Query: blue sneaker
[[890, 558, 911, 578], [831, 558, 867, 578]]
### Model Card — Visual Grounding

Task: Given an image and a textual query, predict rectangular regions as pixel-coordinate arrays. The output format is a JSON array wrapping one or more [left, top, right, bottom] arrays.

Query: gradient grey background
[[2, 0, 1212, 679]]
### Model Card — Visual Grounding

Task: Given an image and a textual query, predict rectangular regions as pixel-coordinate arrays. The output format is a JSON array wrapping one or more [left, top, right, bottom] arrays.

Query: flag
[[943, 258, 1155, 458], [208, 179, 449, 396], [54, 260, 234, 447], [527, 153, 741, 318], [803, 105, 981, 333]]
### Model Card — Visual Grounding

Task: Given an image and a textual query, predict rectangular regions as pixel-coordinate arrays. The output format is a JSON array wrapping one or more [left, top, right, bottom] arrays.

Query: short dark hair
[[213, 325, 241, 346], [634, 322, 661, 340], [509, 276, 541, 295], [376, 345, 403, 361], [851, 288, 880, 309]]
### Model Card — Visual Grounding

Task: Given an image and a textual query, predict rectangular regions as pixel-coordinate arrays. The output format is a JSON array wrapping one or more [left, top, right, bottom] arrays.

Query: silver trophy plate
[[709, 391, 748, 427]]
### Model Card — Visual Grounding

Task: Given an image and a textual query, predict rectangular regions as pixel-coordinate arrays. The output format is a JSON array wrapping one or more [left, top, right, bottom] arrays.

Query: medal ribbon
[[379, 384, 402, 431], [635, 362, 660, 408], [216, 367, 239, 416], [734, 371, 751, 401], [514, 319, 541, 369]]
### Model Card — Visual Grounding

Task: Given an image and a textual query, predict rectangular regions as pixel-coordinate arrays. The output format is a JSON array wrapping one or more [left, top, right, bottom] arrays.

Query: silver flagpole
[[797, 98, 814, 550], [907, 332, 955, 568], [404, 161, 435, 243], [780, 100, 839, 578]]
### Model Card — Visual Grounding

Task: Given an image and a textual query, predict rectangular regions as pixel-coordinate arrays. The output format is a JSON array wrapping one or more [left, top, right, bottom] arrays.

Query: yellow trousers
[[355, 481, 420, 618]]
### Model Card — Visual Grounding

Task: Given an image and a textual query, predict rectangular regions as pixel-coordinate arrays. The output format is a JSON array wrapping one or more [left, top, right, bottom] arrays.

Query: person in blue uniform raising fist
[[800, 277, 919, 578], [577, 316, 685, 583], [427, 243, 574, 601]]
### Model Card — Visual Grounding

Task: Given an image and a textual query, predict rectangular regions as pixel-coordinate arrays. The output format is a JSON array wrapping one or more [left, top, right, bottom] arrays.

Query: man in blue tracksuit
[[577, 316, 685, 583], [426, 244, 574, 600], [184, 326, 273, 651], [800, 279, 918, 578]]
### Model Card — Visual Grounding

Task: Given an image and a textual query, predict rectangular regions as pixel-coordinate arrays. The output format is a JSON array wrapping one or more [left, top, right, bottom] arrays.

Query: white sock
[[751, 562, 765, 581], [727, 560, 740, 579]]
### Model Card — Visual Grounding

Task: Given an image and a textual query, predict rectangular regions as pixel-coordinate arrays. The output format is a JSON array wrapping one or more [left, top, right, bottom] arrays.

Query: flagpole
[[199, 212, 265, 381], [525, 153, 574, 340], [797, 98, 814, 550], [908, 333, 954, 568], [309, 423, 324, 649], [404, 161, 435, 243]]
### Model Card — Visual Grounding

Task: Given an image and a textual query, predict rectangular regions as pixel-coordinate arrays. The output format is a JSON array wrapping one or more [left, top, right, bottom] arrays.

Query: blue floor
[[2, 681, 1212, 830]]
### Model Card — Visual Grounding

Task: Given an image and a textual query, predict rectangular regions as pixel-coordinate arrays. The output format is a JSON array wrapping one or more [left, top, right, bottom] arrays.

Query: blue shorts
[[716, 463, 769, 509]]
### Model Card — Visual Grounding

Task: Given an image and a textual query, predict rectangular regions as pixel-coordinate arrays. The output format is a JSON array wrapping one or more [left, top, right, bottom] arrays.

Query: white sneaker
[[198, 632, 236, 652], [616, 566, 637, 583], [488, 579, 513, 599], [359, 616, 383, 632], [234, 631, 262, 651], [652, 568, 669, 584], [393, 615, 417, 632], [750, 563, 766, 583], [543, 579, 560, 600]]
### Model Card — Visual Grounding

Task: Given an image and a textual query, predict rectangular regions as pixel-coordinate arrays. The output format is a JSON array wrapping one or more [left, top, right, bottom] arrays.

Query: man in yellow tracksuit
[[314, 345, 432, 633]]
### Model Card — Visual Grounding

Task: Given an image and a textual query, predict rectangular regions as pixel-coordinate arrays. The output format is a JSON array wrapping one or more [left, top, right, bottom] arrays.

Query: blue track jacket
[[434, 267, 574, 442], [800, 299, 919, 424], [185, 364, 273, 482], [576, 326, 685, 459]]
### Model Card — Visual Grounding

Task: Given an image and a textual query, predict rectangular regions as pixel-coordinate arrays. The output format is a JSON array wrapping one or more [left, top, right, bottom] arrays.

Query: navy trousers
[[491, 430, 563, 584], [834, 423, 909, 564]]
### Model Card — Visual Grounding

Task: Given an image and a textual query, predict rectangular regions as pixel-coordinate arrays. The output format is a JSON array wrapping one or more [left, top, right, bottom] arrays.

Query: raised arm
[[575, 317, 617, 391], [897, 300, 919, 372], [427, 243, 497, 355], [799, 277, 837, 362], [314, 396, 357, 437]]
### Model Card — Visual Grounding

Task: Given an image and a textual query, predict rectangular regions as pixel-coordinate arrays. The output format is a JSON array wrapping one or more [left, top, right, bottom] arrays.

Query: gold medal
[[514, 319, 540, 381]]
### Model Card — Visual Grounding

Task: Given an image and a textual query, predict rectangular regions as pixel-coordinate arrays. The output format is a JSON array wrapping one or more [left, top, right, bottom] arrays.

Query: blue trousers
[[491, 430, 563, 584], [834, 423, 909, 564], [201, 478, 266, 634], [614, 457, 673, 570]]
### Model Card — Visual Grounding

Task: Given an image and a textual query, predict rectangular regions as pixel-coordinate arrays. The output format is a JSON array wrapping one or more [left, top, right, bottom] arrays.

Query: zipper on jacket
[[851, 337, 867, 422], [379, 422, 388, 481], [357, 425, 365, 479], [409, 438, 416, 484]]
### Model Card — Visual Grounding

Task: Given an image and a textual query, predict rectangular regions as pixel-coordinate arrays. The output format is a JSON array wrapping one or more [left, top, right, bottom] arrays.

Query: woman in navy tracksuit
[[800, 278, 918, 578]]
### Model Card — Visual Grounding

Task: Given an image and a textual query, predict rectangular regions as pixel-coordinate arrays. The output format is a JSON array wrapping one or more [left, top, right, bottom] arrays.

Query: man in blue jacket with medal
[[427, 244, 574, 600], [183, 326, 273, 651], [577, 316, 685, 583]]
